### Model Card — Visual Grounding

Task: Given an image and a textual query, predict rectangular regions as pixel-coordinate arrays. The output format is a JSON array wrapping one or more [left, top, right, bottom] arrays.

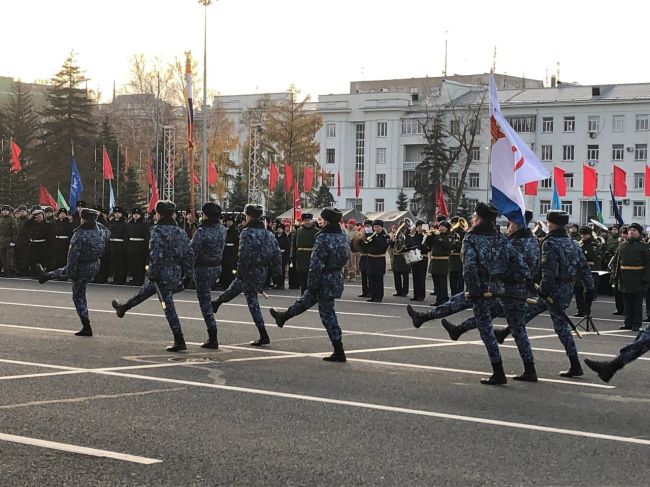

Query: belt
[[430, 256, 450, 260], [110, 238, 125, 242], [30, 239, 46, 243], [130, 238, 145, 242], [360, 253, 368, 256], [55, 236, 69, 239], [621, 266, 645, 270], [368, 254, 386, 258], [298, 247, 313, 251], [226, 243, 235, 247]]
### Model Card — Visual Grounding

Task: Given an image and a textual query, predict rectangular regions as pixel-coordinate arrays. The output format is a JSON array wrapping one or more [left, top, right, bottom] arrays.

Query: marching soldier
[[425, 220, 452, 305], [27, 207, 51, 275], [190, 202, 226, 349], [109, 206, 129, 285], [357, 219, 373, 297], [409, 220, 428, 301], [574, 226, 600, 317], [361, 219, 390, 303], [292, 212, 319, 294], [14, 205, 30, 276], [210, 204, 282, 346], [52, 208, 74, 270], [127, 208, 149, 286], [273, 223, 291, 289], [111, 201, 194, 352], [584, 325, 650, 382], [220, 213, 239, 290], [269, 208, 351, 362], [37, 208, 109, 336], [0, 205, 17, 277], [93, 205, 111, 283]]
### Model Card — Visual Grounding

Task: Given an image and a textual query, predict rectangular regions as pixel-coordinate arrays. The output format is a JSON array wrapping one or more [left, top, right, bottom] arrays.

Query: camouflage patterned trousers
[[125, 280, 183, 334], [194, 266, 221, 331], [472, 299, 502, 364], [218, 277, 265, 333], [618, 325, 650, 365], [522, 298, 578, 358], [48, 268, 92, 322], [286, 291, 342, 343]]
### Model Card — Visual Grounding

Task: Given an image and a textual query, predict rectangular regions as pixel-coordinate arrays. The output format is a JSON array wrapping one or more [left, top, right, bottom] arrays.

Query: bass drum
[[404, 248, 423, 265]]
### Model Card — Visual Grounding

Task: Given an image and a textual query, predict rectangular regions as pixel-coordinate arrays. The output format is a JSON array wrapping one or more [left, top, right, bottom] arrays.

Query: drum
[[404, 248, 423, 265]]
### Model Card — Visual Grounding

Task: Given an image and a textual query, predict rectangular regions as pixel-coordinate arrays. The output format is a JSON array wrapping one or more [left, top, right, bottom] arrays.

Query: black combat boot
[[166, 333, 187, 352], [250, 330, 270, 347], [584, 357, 625, 383], [406, 305, 428, 329], [493, 326, 510, 344], [75, 317, 93, 337], [480, 361, 508, 385], [560, 354, 584, 377], [211, 298, 222, 314], [513, 361, 538, 382], [111, 299, 128, 318], [36, 264, 51, 284], [270, 308, 289, 328], [323, 340, 346, 362], [441, 318, 463, 341], [201, 328, 219, 349]]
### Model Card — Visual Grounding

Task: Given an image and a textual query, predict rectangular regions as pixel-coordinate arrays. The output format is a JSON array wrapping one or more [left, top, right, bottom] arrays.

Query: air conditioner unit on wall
[[587, 160, 596, 166], [623, 199, 630, 205], [588, 132, 597, 139], [626, 147, 634, 152]]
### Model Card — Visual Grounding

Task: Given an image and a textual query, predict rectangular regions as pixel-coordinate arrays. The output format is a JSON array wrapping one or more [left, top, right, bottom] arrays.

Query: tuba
[[394, 218, 413, 253]]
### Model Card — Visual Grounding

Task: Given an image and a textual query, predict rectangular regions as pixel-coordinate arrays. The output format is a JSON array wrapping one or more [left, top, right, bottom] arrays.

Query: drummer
[[409, 220, 429, 301]]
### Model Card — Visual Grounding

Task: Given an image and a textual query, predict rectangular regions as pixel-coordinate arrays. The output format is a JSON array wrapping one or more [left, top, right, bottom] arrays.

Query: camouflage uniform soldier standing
[[37, 208, 109, 336], [111, 201, 194, 352], [210, 204, 282, 346], [0, 205, 18, 277], [190, 202, 226, 349], [270, 208, 350, 362]]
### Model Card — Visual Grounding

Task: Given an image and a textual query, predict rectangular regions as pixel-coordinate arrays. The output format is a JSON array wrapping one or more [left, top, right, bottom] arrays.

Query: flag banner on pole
[[553, 166, 566, 196], [646, 165, 650, 197], [609, 185, 624, 225], [284, 164, 293, 191], [9, 140, 22, 173], [148, 176, 159, 213], [524, 181, 538, 196], [583, 164, 597, 197], [293, 179, 301, 222], [69, 157, 84, 214], [108, 181, 116, 209], [103, 146, 114, 180], [184, 52, 194, 148], [435, 183, 449, 217], [355, 171, 360, 198], [269, 163, 278, 191], [551, 184, 561, 210], [56, 188, 69, 211], [38, 185, 58, 210], [208, 163, 218, 185], [489, 73, 549, 227], [193, 173, 201, 186], [594, 192, 604, 224], [337, 171, 341, 197], [613, 165, 627, 197], [304, 167, 314, 192]]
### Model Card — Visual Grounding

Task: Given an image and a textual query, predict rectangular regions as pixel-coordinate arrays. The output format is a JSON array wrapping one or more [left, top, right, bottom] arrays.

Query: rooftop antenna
[[492, 45, 497, 73], [443, 31, 448, 76], [556, 61, 560, 84]]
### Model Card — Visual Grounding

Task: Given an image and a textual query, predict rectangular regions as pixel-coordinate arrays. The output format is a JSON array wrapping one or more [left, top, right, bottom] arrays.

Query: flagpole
[[116, 146, 120, 203], [102, 145, 105, 209]]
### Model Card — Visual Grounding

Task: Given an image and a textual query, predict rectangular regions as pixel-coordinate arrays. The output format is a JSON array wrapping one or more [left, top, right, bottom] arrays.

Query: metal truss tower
[[247, 122, 264, 206], [162, 126, 176, 202]]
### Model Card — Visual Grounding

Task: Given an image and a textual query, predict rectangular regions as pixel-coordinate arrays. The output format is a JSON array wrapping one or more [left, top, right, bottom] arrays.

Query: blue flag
[[609, 185, 624, 225], [551, 184, 561, 210], [108, 181, 115, 209], [69, 157, 84, 214], [594, 192, 604, 224]]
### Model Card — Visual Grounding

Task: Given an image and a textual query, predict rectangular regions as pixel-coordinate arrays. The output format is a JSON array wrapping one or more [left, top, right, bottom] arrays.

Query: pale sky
[[2, 0, 647, 102]]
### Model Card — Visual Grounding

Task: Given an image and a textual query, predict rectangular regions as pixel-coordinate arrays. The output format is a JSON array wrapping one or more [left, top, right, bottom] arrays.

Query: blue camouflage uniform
[[284, 224, 350, 342], [47, 221, 109, 323], [123, 217, 193, 334], [215, 219, 282, 335], [190, 220, 226, 332], [619, 326, 650, 364]]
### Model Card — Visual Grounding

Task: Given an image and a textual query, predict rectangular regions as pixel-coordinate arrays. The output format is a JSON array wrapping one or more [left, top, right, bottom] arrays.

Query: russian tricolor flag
[[489, 73, 549, 226]]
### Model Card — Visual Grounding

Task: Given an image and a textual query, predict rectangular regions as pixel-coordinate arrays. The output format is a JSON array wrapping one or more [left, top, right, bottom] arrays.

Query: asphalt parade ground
[[0, 276, 648, 486]]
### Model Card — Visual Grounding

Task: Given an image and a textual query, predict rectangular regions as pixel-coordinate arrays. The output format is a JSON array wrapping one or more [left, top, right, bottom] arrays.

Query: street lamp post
[[199, 0, 212, 205]]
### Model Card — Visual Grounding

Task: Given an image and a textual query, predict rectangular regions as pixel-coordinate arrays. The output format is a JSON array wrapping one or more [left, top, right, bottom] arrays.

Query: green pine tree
[[173, 161, 190, 210], [396, 190, 409, 211], [456, 194, 473, 221], [268, 177, 290, 215], [123, 164, 145, 210], [227, 170, 248, 211], [97, 116, 119, 208], [313, 183, 335, 208]]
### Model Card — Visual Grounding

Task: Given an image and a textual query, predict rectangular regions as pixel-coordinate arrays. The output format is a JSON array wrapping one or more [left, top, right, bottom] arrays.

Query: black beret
[[439, 220, 451, 230], [524, 210, 533, 225], [475, 202, 498, 222], [244, 204, 263, 218], [76, 200, 87, 207], [579, 226, 592, 235], [43, 206, 53, 213], [546, 210, 570, 225], [16, 205, 27, 212], [80, 208, 99, 221], [155, 200, 176, 217], [57, 208, 68, 215], [415, 219, 425, 226], [628, 222, 644, 233], [113, 206, 125, 214], [132, 208, 142, 215], [321, 207, 342, 224], [202, 202, 222, 219], [372, 219, 384, 227], [301, 213, 313, 221]]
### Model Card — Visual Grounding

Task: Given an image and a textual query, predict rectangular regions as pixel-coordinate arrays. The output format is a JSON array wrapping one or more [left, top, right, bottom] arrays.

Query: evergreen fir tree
[[97, 116, 119, 208], [37, 53, 96, 199], [268, 177, 290, 215], [227, 170, 248, 211], [456, 194, 473, 221], [123, 164, 145, 210], [313, 183, 335, 208], [173, 162, 190, 211], [396, 190, 409, 211]]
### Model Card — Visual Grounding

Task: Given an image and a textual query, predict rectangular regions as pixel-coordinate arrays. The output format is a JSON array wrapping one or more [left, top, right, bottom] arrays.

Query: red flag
[[9, 140, 22, 173], [293, 178, 301, 221], [123, 147, 129, 173], [355, 171, 361, 198], [304, 167, 314, 192], [193, 173, 201, 186], [554, 166, 566, 197], [269, 163, 279, 191], [583, 164, 597, 197], [103, 146, 114, 180], [38, 185, 58, 210], [337, 171, 341, 197], [524, 181, 538, 196], [645, 165, 650, 197], [435, 183, 449, 217], [613, 165, 627, 197], [148, 177, 159, 213], [284, 164, 293, 191], [208, 163, 218, 185]]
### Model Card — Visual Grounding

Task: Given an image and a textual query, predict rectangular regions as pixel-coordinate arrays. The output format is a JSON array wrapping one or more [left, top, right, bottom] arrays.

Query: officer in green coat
[[291, 212, 319, 294], [613, 223, 650, 331], [574, 226, 601, 317], [0, 205, 18, 276]]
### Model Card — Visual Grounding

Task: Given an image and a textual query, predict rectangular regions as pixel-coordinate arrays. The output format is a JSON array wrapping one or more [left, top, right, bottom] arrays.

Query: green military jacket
[[293, 225, 319, 273], [575, 237, 600, 288], [0, 215, 18, 247], [616, 238, 650, 293], [425, 232, 452, 276]]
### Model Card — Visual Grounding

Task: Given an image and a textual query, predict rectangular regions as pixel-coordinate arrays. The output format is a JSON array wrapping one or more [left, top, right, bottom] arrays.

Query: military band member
[[390, 220, 411, 297], [273, 223, 291, 289], [220, 213, 239, 290], [361, 219, 390, 303], [357, 219, 373, 298], [574, 226, 600, 317], [0, 205, 18, 277], [425, 220, 452, 305], [292, 212, 319, 294], [270, 208, 350, 362], [52, 208, 74, 270], [27, 207, 51, 275], [409, 220, 428, 301], [127, 208, 149, 286], [109, 206, 129, 285], [448, 216, 465, 295]]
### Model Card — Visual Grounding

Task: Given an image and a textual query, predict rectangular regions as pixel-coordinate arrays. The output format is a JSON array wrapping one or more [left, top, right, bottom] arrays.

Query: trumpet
[[365, 232, 378, 244], [450, 217, 469, 233]]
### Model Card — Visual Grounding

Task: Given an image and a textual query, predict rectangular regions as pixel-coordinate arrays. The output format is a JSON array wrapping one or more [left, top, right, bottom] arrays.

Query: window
[[634, 201, 646, 218], [377, 121, 388, 137], [376, 148, 386, 164], [401, 118, 423, 135], [471, 120, 481, 135], [450, 120, 460, 135], [541, 145, 553, 161], [465, 198, 478, 210], [636, 114, 650, 131], [346, 198, 362, 211], [469, 173, 480, 188], [588, 116, 600, 132], [635, 144, 647, 161], [448, 172, 459, 188], [355, 123, 365, 186], [542, 117, 554, 133], [610, 200, 623, 217], [563, 145, 575, 161], [634, 173, 645, 190], [561, 200, 573, 215], [505, 115, 536, 133], [375, 199, 385, 212], [409, 201, 420, 215], [326, 123, 336, 138], [564, 173, 574, 188], [563, 116, 575, 132], [403, 170, 417, 188], [376, 174, 385, 188], [449, 146, 461, 160], [471, 146, 481, 161], [613, 115, 624, 132], [541, 178, 552, 189], [326, 148, 335, 164], [325, 173, 335, 187], [612, 144, 624, 161], [540, 200, 551, 214], [587, 145, 599, 161]]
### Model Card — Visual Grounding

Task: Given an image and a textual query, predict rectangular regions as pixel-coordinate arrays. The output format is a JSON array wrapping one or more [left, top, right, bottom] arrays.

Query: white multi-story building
[[315, 74, 650, 225]]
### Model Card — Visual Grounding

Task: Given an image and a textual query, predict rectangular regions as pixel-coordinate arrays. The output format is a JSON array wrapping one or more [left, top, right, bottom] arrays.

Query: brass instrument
[[394, 218, 413, 253], [365, 232, 378, 244], [450, 217, 469, 233]]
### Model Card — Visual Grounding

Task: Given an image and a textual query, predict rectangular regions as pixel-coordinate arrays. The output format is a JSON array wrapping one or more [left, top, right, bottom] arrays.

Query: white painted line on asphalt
[[0, 371, 85, 381], [0, 432, 162, 464], [0, 286, 70, 294], [94, 369, 649, 447], [0, 358, 82, 371], [0, 323, 76, 334]]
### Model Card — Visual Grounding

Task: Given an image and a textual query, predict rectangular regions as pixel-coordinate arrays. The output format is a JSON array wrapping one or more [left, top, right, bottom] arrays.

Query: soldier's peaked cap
[[155, 200, 176, 217], [363, 219, 372, 226], [132, 208, 143, 215], [113, 206, 125, 213], [628, 222, 644, 233], [372, 219, 384, 227], [475, 202, 498, 222], [244, 204, 264, 218], [80, 208, 99, 221], [301, 213, 313, 221], [1, 205, 12, 211], [16, 205, 27, 212], [202, 202, 222, 218], [546, 210, 570, 225], [321, 207, 342, 223], [57, 208, 68, 215], [76, 200, 86, 207]]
